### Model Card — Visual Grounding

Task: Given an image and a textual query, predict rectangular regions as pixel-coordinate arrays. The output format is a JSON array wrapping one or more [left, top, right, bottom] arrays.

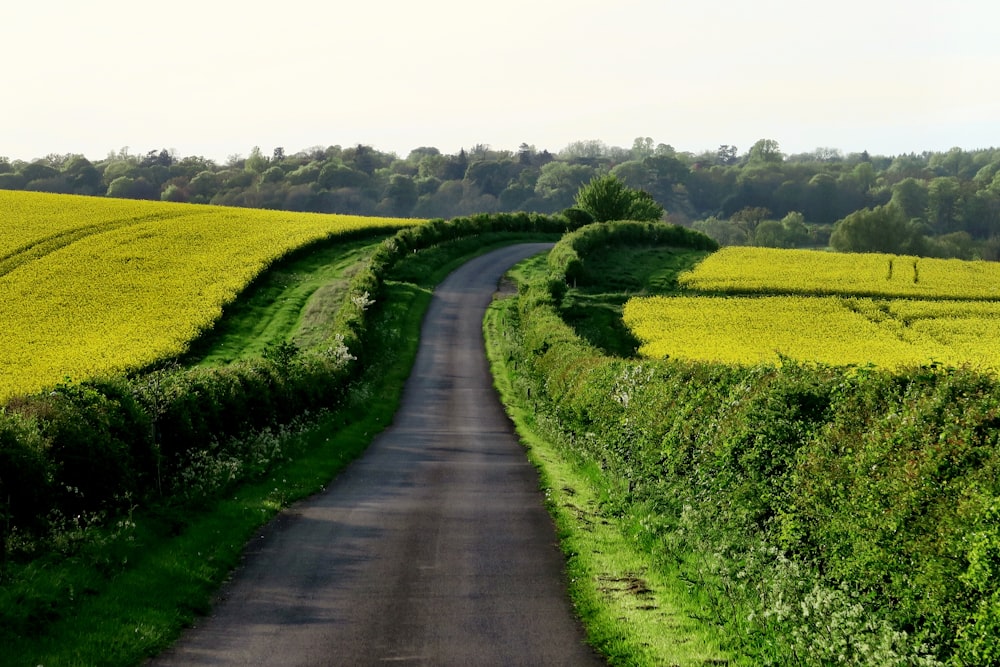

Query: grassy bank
[[485, 251, 732, 666], [182, 236, 388, 364]]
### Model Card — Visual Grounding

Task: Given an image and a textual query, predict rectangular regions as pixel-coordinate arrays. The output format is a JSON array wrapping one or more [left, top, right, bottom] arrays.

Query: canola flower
[[680, 246, 1000, 300], [0, 191, 421, 400], [625, 247, 1000, 371], [624, 295, 957, 368]]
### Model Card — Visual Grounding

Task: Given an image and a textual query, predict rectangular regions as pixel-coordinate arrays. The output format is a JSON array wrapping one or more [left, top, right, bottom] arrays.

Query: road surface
[[148, 243, 606, 666]]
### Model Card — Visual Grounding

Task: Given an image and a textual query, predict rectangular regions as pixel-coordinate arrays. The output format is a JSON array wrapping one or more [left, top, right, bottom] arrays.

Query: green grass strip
[[182, 236, 389, 364], [485, 294, 731, 667]]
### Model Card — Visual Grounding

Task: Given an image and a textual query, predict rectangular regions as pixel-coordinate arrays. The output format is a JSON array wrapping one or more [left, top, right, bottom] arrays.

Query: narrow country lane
[[147, 243, 607, 666]]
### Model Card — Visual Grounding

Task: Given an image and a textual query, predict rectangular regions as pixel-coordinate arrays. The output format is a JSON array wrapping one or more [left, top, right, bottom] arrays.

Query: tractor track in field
[[147, 243, 606, 666], [0, 211, 185, 278]]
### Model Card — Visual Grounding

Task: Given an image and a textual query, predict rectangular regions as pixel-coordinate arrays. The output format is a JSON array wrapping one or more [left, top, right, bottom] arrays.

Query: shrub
[[0, 411, 53, 537], [573, 174, 664, 222], [547, 221, 718, 285], [562, 206, 595, 226], [34, 380, 152, 516]]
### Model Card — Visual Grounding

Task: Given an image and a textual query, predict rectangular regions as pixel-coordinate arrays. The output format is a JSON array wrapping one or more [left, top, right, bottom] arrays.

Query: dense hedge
[[500, 269, 1000, 665], [334, 211, 579, 357], [0, 212, 576, 554], [546, 220, 719, 286]]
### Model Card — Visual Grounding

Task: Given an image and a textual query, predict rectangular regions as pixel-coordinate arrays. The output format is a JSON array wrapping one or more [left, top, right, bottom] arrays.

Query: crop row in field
[[625, 247, 1000, 370], [0, 191, 420, 401]]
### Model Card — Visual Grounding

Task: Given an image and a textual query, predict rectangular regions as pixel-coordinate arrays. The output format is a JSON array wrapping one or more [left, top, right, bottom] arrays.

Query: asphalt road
[[148, 243, 606, 666]]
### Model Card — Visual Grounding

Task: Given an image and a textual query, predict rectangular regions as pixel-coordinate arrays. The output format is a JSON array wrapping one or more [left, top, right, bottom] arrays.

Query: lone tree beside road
[[573, 174, 664, 222]]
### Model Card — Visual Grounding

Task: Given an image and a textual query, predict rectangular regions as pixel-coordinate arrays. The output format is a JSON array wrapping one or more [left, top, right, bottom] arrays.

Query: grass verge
[[484, 261, 732, 666], [182, 235, 389, 364]]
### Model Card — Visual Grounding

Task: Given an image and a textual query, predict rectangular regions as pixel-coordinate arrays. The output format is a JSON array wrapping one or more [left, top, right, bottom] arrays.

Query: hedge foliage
[[500, 248, 1000, 665], [547, 220, 719, 286], [0, 211, 577, 554]]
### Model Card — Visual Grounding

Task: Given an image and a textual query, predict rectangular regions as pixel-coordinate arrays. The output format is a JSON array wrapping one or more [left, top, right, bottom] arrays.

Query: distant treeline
[[3, 138, 1000, 259]]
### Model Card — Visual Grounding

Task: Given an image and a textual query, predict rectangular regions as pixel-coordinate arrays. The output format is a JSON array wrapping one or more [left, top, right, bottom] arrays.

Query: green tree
[[716, 144, 739, 165], [890, 177, 929, 221], [188, 170, 221, 200], [160, 183, 187, 202], [609, 160, 651, 190], [318, 163, 367, 190], [559, 139, 609, 161], [751, 212, 810, 248], [100, 158, 140, 188], [0, 173, 26, 189], [925, 231, 975, 259], [534, 162, 596, 208], [926, 176, 963, 233], [780, 211, 810, 246], [106, 176, 161, 200], [18, 161, 59, 183], [444, 149, 468, 181], [343, 144, 391, 175], [62, 156, 102, 195], [851, 161, 877, 193], [730, 206, 771, 236], [630, 136, 655, 160], [747, 138, 783, 164], [379, 174, 418, 216], [286, 163, 320, 186], [140, 148, 173, 168], [804, 172, 839, 223], [687, 165, 736, 212], [693, 216, 748, 245], [973, 161, 1000, 189], [644, 154, 691, 204], [464, 159, 517, 198], [929, 146, 975, 178], [961, 190, 1000, 239], [261, 166, 285, 183], [830, 204, 926, 254], [573, 174, 664, 222], [752, 219, 786, 247], [498, 182, 536, 211], [245, 146, 268, 174]]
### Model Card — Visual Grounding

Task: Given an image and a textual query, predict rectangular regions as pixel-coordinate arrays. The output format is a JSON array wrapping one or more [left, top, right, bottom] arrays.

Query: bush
[[573, 174, 664, 222], [35, 380, 153, 515], [0, 412, 53, 537], [562, 206, 595, 226], [547, 220, 718, 286]]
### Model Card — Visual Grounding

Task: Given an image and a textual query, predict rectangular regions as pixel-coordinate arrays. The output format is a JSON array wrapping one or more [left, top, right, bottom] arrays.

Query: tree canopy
[[573, 174, 664, 222], [3, 137, 1000, 259]]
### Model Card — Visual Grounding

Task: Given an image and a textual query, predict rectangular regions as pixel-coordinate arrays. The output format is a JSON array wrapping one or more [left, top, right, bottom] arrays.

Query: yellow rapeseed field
[[0, 191, 421, 400], [679, 246, 1000, 300], [624, 247, 1000, 371]]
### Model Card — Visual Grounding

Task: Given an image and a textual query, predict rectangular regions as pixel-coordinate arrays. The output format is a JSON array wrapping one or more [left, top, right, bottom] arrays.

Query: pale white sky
[[3, 0, 998, 163]]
